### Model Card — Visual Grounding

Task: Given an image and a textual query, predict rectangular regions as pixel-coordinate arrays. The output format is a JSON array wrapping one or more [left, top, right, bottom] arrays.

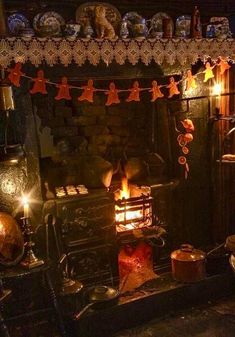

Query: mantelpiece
[[0, 37, 234, 68]]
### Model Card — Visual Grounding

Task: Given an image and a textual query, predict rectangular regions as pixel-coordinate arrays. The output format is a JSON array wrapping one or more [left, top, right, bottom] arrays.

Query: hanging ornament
[[55, 76, 72, 100], [30, 70, 48, 94], [185, 69, 197, 92], [126, 81, 141, 102], [167, 77, 180, 98], [7, 62, 24, 87], [203, 62, 215, 82], [149, 80, 164, 102], [181, 118, 195, 132], [218, 57, 231, 75], [105, 82, 120, 106], [78, 79, 95, 103]]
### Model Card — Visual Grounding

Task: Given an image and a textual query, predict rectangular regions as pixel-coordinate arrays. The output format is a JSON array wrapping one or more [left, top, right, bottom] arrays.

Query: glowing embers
[[115, 177, 153, 233]]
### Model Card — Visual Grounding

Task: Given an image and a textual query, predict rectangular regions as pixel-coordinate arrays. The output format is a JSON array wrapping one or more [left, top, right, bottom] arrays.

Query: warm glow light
[[115, 177, 151, 232], [213, 83, 222, 96], [22, 195, 29, 218]]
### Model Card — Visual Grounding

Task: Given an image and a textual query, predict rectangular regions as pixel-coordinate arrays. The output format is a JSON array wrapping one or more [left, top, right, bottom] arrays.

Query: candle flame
[[213, 83, 222, 96]]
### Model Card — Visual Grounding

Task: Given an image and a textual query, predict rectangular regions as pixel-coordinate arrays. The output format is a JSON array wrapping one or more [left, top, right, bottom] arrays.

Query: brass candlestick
[[20, 217, 44, 269]]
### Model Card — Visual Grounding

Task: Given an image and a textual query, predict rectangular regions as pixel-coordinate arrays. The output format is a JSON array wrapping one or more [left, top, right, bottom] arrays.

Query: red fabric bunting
[[105, 82, 120, 106], [55, 76, 72, 100], [30, 70, 48, 94], [167, 77, 180, 98], [149, 80, 164, 102], [126, 81, 141, 102], [185, 70, 197, 92], [218, 57, 231, 75], [78, 79, 95, 103], [7, 62, 24, 87]]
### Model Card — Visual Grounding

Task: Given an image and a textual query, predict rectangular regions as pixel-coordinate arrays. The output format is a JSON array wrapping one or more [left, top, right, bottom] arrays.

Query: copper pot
[[171, 244, 206, 283]]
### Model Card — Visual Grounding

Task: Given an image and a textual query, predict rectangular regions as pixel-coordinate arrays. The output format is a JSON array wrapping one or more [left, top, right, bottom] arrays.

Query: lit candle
[[22, 196, 29, 218], [213, 83, 222, 110]]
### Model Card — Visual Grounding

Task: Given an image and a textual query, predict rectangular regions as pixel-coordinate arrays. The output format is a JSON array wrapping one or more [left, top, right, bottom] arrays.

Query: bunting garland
[[5, 58, 230, 180]]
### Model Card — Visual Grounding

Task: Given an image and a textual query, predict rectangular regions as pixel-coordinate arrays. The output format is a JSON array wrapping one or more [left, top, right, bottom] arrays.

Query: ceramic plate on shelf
[[150, 12, 173, 37], [39, 11, 65, 31], [76, 2, 121, 31], [175, 15, 191, 38], [7, 13, 30, 35], [123, 11, 143, 24], [210, 16, 232, 38]]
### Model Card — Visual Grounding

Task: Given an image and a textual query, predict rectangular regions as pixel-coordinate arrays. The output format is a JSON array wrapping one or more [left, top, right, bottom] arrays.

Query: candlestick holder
[[20, 217, 44, 269]]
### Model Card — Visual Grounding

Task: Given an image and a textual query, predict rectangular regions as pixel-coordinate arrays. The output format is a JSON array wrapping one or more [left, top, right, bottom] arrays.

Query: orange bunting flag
[[218, 57, 231, 75], [78, 79, 95, 103], [7, 62, 24, 87], [167, 77, 180, 98], [149, 80, 164, 102], [185, 70, 197, 92], [30, 70, 48, 94], [203, 62, 214, 82], [105, 82, 120, 106], [126, 81, 141, 102], [55, 76, 72, 100]]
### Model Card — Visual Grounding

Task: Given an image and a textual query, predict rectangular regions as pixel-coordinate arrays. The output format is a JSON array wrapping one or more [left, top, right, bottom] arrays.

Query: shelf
[[216, 159, 235, 165], [0, 37, 234, 68]]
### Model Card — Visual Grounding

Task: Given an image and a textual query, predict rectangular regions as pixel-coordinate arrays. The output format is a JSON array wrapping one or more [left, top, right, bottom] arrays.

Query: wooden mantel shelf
[[0, 37, 234, 68]]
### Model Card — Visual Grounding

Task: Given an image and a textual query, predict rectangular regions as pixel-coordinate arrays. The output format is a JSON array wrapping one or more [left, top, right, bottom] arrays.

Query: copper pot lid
[[171, 244, 206, 262], [89, 285, 119, 302]]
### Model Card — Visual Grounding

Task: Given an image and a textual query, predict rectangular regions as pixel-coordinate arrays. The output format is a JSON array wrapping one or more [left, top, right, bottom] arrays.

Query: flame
[[115, 176, 148, 232], [120, 176, 130, 199]]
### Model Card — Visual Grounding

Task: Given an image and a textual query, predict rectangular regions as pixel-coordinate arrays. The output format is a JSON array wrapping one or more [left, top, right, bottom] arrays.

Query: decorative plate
[[7, 13, 30, 35], [123, 11, 143, 24], [210, 16, 232, 38], [33, 11, 65, 36], [150, 12, 173, 37], [175, 15, 191, 38], [76, 2, 121, 31]]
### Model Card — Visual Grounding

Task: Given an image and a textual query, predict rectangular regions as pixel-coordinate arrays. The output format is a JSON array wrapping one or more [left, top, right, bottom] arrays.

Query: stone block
[[109, 126, 129, 137], [47, 117, 65, 128], [54, 106, 73, 118], [67, 116, 96, 126], [82, 105, 106, 116], [98, 115, 123, 126], [80, 126, 109, 137], [52, 126, 78, 137]]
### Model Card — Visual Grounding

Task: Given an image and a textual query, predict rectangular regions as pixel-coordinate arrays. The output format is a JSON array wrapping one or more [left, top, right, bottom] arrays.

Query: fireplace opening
[[115, 176, 153, 233]]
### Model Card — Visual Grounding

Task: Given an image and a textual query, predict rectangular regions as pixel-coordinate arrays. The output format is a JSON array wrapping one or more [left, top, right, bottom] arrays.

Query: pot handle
[[74, 302, 94, 320], [180, 244, 194, 252]]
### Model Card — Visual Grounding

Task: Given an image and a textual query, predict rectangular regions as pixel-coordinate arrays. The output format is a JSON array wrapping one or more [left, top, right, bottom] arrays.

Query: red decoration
[[118, 242, 157, 293], [203, 62, 214, 82], [7, 62, 24, 87], [218, 57, 231, 75], [78, 79, 95, 103], [167, 77, 180, 98], [185, 69, 197, 91], [149, 80, 164, 102], [126, 81, 141, 102], [30, 70, 48, 94], [181, 118, 195, 132], [55, 76, 72, 100], [105, 82, 120, 106]]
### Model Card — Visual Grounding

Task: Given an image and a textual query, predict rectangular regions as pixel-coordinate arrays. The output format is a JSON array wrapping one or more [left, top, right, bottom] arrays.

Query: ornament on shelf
[[167, 77, 180, 98], [191, 6, 202, 39], [7, 62, 24, 87], [55, 76, 72, 100], [105, 82, 120, 106], [126, 81, 141, 102], [94, 5, 116, 39], [78, 79, 96, 103], [149, 80, 164, 102], [218, 57, 231, 75], [203, 62, 215, 82], [30, 70, 48, 94], [185, 69, 197, 92]]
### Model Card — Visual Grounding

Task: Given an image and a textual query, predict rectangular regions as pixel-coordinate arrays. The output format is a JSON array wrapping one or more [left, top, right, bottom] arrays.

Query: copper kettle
[[171, 244, 206, 283]]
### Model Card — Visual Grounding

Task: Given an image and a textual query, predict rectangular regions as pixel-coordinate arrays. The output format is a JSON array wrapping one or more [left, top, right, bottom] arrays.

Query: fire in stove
[[115, 177, 153, 233]]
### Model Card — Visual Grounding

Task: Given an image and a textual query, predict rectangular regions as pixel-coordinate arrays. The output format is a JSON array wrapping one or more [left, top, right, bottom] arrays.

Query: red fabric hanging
[[126, 81, 141, 102], [55, 76, 72, 100], [105, 82, 120, 106], [30, 70, 48, 94], [7, 62, 24, 87], [149, 80, 164, 102], [78, 79, 95, 103]]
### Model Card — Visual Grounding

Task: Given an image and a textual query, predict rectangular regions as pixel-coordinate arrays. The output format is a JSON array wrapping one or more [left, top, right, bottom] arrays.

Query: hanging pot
[[171, 244, 206, 283], [74, 285, 119, 320]]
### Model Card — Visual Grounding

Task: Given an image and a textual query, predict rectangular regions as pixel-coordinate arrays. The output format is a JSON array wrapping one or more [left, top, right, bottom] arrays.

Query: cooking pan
[[75, 285, 119, 320]]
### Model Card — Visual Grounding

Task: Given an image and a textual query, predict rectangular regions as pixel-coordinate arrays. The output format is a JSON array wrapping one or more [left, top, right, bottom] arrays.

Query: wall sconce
[[0, 79, 25, 165]]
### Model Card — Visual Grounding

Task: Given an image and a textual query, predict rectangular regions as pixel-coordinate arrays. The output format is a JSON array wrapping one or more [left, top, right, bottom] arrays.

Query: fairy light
[[212, 83, 222, 110], [22, 195, 29, 218]]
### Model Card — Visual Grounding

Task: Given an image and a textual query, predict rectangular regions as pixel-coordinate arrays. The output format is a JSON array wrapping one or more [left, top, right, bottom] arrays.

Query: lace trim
[[0, 37, 234, 68]]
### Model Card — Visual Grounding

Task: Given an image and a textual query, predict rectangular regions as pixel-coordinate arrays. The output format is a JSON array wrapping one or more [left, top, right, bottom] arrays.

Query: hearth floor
[[72, 270, 235, 337]]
